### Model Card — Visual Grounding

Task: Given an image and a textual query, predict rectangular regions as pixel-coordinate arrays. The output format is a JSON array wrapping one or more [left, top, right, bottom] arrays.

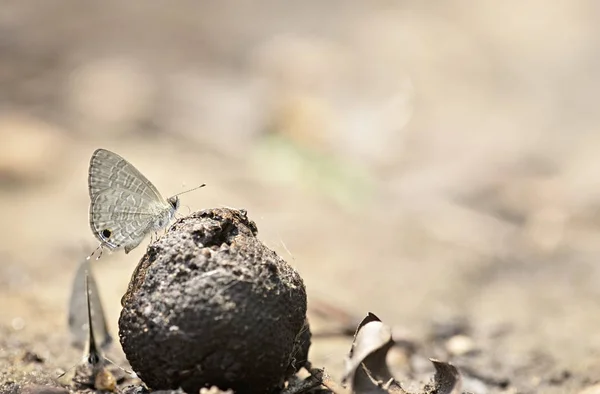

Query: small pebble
[[200, 387, 234, 394], [11, 317, 25, 331], [95, 368, 117, 392], [445, 335, 476, 356]]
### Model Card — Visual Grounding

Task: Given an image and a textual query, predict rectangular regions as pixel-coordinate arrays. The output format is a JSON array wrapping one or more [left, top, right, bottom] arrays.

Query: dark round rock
[[119, 208, 310, 394]]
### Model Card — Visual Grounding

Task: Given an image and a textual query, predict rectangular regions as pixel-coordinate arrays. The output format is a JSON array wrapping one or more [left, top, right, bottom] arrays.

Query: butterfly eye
[[88, 352, 101, 365], [102, 229, 112, 239]]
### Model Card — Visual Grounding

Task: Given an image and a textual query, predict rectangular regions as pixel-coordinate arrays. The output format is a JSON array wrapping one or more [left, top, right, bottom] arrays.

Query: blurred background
[[2, 1, 600, 393]]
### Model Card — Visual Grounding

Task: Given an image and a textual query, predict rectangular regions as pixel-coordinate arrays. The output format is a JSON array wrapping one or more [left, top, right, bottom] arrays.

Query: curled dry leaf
[[430, 359, 462, 394], [342, 313, 404, 394], [341, 313, 464, 394]]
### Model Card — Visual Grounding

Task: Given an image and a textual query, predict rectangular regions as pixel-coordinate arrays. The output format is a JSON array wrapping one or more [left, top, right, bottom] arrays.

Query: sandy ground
[[2, 2, 600, 393]]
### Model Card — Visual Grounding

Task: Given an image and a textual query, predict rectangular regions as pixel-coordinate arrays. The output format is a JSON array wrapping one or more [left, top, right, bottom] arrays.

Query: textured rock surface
[[119, 208, 310, 394]]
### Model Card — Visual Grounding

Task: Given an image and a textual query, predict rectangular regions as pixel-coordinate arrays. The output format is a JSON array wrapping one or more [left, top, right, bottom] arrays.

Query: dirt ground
[[2, 2, 600, 393]]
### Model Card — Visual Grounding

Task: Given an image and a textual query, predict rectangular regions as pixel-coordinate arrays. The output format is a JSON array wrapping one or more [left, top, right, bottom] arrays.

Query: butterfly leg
[[96, 245, 104, 260], [87, 244, 103, 261], [154, 230, 166, 242]]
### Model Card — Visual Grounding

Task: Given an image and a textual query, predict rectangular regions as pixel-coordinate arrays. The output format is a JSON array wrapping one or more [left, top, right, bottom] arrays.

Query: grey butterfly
[[59, 269, 120, 391], [68, 258, 112, 350], [79, 271, 116, 390], [88, 148, 204, 257]]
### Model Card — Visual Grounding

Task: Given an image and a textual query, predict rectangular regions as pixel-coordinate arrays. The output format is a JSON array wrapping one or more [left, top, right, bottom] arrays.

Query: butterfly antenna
[[57, 363, 78, 379], [173, 183, 206, 197], [103, 355, 134, 376]]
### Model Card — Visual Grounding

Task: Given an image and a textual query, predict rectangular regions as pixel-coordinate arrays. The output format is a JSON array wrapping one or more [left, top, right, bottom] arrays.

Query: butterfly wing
[[89, 148, 165, 204], [88, 149, 174, 253], [68, 259, 112, 350], [90, 187, 172, 253]]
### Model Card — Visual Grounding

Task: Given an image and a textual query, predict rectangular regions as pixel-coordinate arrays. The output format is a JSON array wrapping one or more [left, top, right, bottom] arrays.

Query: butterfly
[[60, 268, 120, 391], [88, 148, 204, 258], [68, 258, 112, 349]]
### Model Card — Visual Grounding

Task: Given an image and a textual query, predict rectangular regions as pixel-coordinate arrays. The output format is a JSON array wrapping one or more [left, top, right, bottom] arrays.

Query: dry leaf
[[342, 313, 404, 394], [430, 359, 462, 394]]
